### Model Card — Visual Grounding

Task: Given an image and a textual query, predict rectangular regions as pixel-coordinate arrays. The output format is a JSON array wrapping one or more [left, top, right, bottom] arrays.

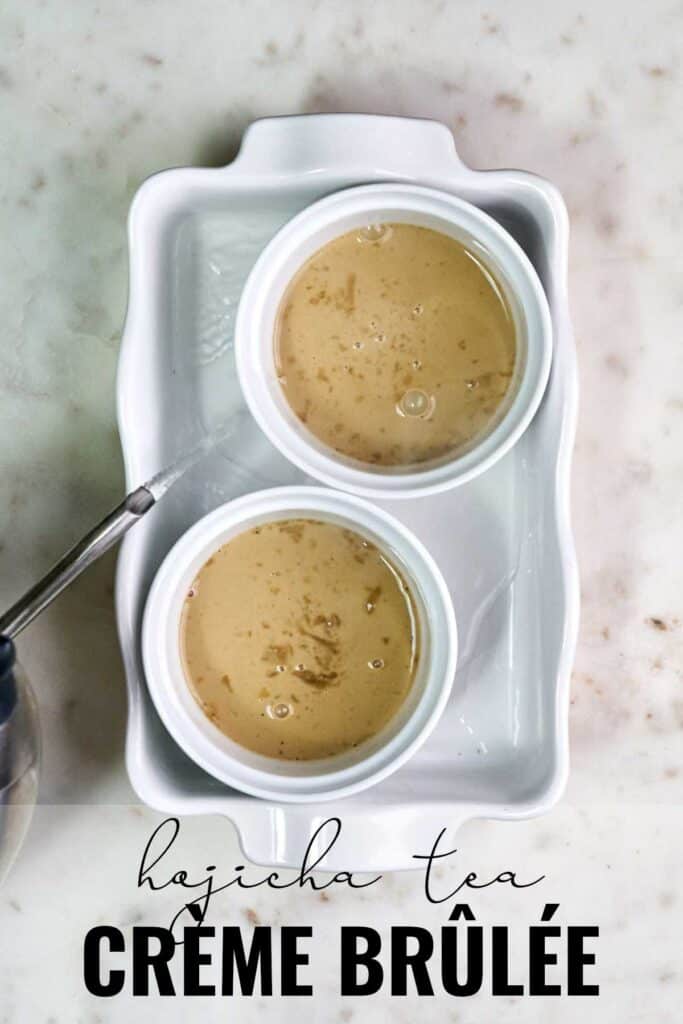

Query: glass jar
[[0, 638, 41, 884]]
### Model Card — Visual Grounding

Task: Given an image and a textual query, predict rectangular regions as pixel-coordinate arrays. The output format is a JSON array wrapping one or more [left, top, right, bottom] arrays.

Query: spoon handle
[[0, 486, 155, 640]]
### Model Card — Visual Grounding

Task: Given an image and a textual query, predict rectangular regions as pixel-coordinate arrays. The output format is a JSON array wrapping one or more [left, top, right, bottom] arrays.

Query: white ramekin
[[235, 183, 553, 499], [141, 486, 457, 802]]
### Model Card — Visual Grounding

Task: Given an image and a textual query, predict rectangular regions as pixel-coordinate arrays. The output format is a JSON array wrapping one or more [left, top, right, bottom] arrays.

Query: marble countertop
[[0, 0, 681, 1019]]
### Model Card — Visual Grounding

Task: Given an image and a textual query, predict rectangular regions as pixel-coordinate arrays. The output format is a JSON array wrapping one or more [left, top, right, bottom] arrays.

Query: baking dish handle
[[231, 113, 465, 179]]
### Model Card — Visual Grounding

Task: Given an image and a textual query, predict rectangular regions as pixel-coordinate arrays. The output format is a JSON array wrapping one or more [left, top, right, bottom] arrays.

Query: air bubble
[[368, 658, 385, 670], [294, 663, 305, 672], [357, 224, 393, 244], [352, 340, 364, 350], [412, 303, 424, 316], [411, 359, 422, 370], [267, 702, 292, 720], [465, 379, 479, 390], [396, 389, 436, 420], [275, 664, 286, 674], [373, 332, 387, 344]]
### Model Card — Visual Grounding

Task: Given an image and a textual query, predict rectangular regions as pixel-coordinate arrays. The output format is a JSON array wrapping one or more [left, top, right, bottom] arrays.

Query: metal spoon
[[0, 421, 236, 641]]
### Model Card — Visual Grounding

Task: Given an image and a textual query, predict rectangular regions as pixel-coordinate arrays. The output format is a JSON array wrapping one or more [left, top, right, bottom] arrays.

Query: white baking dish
[[116, 114, 579, 871]]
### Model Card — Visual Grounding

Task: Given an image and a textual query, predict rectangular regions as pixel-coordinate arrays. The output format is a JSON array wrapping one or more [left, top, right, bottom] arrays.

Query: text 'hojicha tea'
[[180, 519, 419, 760], [274, 223, 517, 466]]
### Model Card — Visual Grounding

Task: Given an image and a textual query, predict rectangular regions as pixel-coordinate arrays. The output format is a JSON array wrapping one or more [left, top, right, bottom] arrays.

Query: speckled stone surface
[[0, 1, 681, 1019]]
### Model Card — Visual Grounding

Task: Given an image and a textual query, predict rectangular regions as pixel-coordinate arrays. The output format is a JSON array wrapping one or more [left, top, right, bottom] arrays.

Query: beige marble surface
[[0, 0, 682, 1019]]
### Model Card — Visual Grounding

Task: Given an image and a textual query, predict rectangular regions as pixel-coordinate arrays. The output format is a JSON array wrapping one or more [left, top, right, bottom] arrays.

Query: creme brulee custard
[[274, 223, 517, 466], [179, 519, 419, 760]]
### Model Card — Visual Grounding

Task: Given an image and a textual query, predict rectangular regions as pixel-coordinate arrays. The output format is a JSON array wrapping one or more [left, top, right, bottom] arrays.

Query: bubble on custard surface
[[267, 701, 292, 720], [465, 378, 479, 391], [368, 658, 385, 670], [352, 340, 364, 351], [356, 223, 393, 244], [396, 388, 436, 420], [411, 358, 422, 370], [372, 332, 387, 344], [412, 303, 424, 316]]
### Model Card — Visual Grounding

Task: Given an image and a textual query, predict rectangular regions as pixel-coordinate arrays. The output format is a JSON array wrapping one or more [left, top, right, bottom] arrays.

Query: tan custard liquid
[[179, 519, 419, 760], [275, 223, 517, 466]]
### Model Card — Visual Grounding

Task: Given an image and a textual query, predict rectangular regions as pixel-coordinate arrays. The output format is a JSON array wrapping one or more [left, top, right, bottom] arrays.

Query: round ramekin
[[141, 486, 457, 803], [235, 182, 553, 499]]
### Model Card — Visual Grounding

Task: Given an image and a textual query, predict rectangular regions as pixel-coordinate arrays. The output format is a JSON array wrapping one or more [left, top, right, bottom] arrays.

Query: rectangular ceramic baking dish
[[116, 114, 579, 872]]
